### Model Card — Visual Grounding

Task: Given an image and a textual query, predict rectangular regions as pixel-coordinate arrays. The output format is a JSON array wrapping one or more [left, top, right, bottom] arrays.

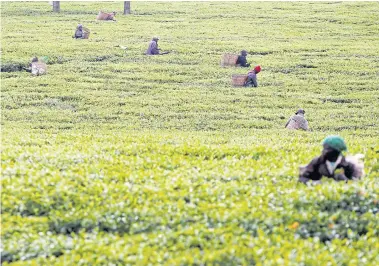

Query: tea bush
[[1, 1, 378, 265]]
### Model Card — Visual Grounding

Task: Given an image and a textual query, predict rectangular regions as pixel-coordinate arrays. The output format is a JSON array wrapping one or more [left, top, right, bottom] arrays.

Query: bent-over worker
[[146, 37, 160, 55], [299, 135, 355, 185], [285, 109, 309, 131], [236, 50, 250, 67], [244, 65, 261, 87], [24, 57, 39, 73], [74, 24, 84, 39]]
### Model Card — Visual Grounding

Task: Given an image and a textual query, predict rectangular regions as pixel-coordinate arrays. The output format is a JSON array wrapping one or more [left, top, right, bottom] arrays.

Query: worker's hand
[[335, 174, 349, 182]]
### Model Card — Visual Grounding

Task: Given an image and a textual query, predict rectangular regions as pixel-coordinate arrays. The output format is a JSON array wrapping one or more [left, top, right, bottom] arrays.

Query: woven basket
[[231, 74, 247, 86], [221, 54, 238, 67], [96, 11, 115, 20], [83, 27, 90, 39], [96, 11, 108, 20]]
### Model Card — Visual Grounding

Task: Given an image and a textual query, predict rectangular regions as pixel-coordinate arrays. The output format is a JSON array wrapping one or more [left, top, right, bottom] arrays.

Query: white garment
[[325, 155, 342, 175], [31, 62, 47, 76], [345, 154, 365, 179]]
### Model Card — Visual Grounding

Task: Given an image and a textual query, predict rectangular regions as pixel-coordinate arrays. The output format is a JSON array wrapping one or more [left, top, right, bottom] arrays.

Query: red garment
[[254, 65, 261, 73]]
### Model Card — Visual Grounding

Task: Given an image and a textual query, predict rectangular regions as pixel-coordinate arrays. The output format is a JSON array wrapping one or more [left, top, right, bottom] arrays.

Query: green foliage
[[1, 1, 378, 265], [0, 61, 28, 72]]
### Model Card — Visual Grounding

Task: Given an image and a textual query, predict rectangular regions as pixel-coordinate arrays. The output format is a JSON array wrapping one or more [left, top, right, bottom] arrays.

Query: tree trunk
[[124, 1, 131, 15], [53, 1, 60, 12]]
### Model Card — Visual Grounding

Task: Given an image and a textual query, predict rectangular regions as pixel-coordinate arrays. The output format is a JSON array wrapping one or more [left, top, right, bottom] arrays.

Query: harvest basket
[[221, 54, 238, 67], [96, 11, 115, 20], [232, 74, 247, 86], [82, 27, 90, 39]]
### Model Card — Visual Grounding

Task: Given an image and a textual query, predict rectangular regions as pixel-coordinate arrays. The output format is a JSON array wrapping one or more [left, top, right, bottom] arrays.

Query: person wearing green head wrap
[[299, 135, 355, 184], [322, 135, 347, 152]]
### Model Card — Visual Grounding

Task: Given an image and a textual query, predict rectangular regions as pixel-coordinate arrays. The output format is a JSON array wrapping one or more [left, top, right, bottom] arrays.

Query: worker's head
[[295, 109, 305, 115], [31, 57, 38, 63], [254, 65, 261, 73], [322, 135, 347, 161], [152, 37, 159, 42], [77, 24, 83, 29], [241, 50, 248, 56]]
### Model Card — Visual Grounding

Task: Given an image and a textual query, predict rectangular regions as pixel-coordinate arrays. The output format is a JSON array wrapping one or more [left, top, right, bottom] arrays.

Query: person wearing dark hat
[[285, 109, 309, 131], [236, 50, 250, 67], [299, 135, 355, 185], [146, 37, 160, 55], [244, 65, 261, 87]]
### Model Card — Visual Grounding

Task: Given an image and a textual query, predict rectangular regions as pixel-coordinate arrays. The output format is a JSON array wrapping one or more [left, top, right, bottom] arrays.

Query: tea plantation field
[[1, 1, 379, 265]]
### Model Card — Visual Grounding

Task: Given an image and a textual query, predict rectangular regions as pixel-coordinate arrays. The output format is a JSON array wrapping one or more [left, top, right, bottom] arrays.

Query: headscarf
[[254, 65, 261, 73], [322, 135, 347, 152], [295, 109, 305, 115]]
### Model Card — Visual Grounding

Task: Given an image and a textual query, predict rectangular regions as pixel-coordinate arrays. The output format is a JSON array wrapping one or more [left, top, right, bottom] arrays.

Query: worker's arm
[[299, 157, 322, 181], [339, 159, 355, 180], [285, 118, 291, 128], [304, 120, 309, 131], [252, 76, 258, 87]]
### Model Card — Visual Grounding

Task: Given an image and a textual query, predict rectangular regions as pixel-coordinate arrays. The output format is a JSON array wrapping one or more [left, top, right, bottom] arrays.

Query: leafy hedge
[[1, 1, 379, 265]]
